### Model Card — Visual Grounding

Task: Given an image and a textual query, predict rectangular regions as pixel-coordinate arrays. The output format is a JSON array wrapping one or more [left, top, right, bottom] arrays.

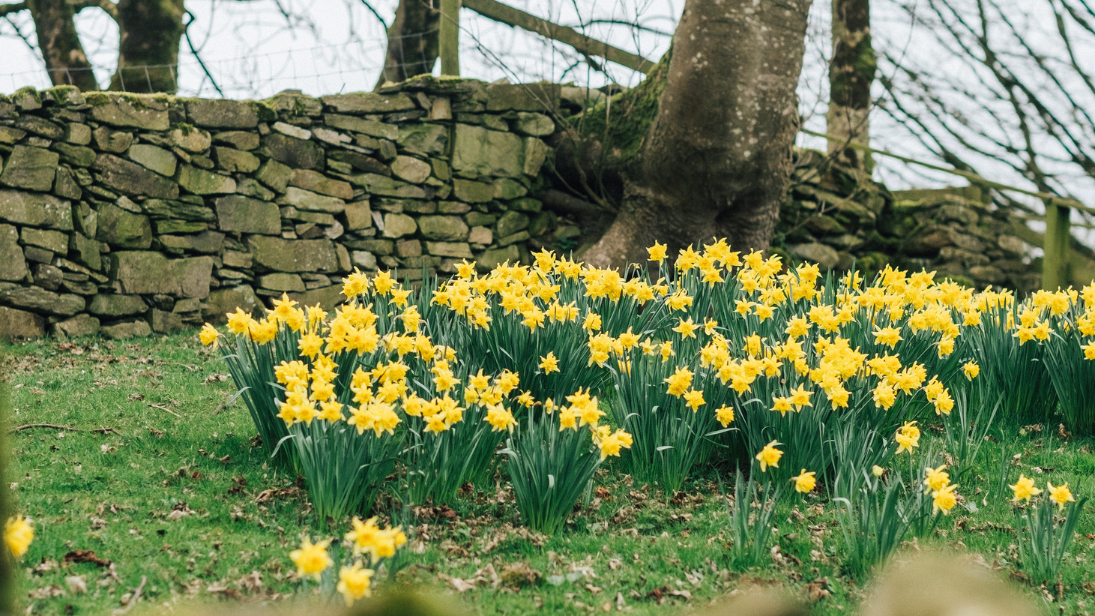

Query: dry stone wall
[[0, 78, 561, 339], [775, 152, 1042, 293]]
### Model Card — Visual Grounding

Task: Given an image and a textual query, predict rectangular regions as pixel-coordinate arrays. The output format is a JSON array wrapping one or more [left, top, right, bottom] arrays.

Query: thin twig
[[112, 576, 146, 616], [147, 404, 181, 418], [9, 424, 77, 433]]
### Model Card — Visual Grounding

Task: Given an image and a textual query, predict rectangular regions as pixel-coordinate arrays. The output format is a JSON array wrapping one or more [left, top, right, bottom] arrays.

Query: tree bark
[[25, 0, 100, 91], [582, 0, 813, 269], [374, 0, 440, 88], [827, 0, 875, 168], [109, 0, 185, 93]]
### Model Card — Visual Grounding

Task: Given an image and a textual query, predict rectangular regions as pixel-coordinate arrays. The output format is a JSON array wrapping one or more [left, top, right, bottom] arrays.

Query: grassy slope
[[2, 332, 1094, 615]]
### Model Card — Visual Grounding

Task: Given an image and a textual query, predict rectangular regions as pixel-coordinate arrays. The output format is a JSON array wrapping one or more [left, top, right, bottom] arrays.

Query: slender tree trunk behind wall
[[109, 0, 186, 93], [582, 0, 813, 269], [26, 0, 100, 91], [375, 0, 440, 88], [827, 0, 875, 168]]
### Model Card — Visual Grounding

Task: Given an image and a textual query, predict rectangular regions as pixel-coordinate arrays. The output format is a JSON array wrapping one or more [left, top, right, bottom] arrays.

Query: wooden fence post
[[440, 0, 461, 76], [1042, 199, 1072, 290]]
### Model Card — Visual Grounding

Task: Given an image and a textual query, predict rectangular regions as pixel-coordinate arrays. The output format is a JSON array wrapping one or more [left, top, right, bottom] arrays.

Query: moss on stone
[[570, 48, 671, 165], [251, 100, 277, 123]]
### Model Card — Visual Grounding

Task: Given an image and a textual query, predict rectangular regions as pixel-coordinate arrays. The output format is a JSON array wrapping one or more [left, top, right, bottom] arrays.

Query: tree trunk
[[374, 0, 440, 88], [582, 0, 813, 269], [26, 0, 99, 91], [827, 0, 875, 168], [109, 0, 185, 93]]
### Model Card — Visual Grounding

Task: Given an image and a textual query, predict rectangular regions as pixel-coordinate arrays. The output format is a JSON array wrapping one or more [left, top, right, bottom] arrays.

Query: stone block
[[344, 201, 373, 230], [186, 99, 260, 129], [344, 239, 393, 255], [256, 158, 293, 192], [290, 170, 353, 200], [321, 92, 416, 114], [323, 114, 398, 140], [236, 178, 275, 201], [110, 252, 213, 298], [396, 123, 448, 156], [0, 286, 84, 315], [390, 155, 432, 183], [90, 96, 169, 130], [0, 146, 60, 191], [202, 285, 260, 322], [452, 124, 524, 178], [158, 231, 225, 254], [396, 239, 422, 258], [33, 263, 63, 290], [91, 154, 179, 199], [439, 201, 470, 214], [382, 213, 417, 238], [214, 147, 260, 173], [0, 126, 26, 144], [418, 215, 469, 241], [346, 174, 427, 199], [248, 236, 339, 273], [493, 179, 528, 200], [53, 313, 100, 338], [452, 179, 493, 203], [477, 245, 519, 269], [486, 82, 559, 112], [271, 122, 312, 140], [150, 308, 185, 333], [21, 227, 69, 254], [791, 242, 840, 269], [141, 199, 216, 222], [177, 165, 236, 195], [263, 133, 324, 170], [0, 224, 28, 281], [351, 251, 377, 270], [222, 251, 252, 269], [0, 306, 47, 339], [215, 195, 281, 235], [100, 320, 152, 339], [93, 127, 133, 153], [513, 112, 554, 136], [53, 167, 82, 200], [495, 211, 529, 238], [96, 203, 152, 249], [23, 246, 53, 264], [213, 131, 260, 151], [128, 144, 177, 177], [87, 293, 147, 317], [468, 226, 492, 245], [524, 137, 549, 176], [53, 143, 96, 167], [425, 241, 474, 259], [280, 187, 346, 214], [998, 235, 1025, 255], [170, 127, 212, 152], [69, 233, 101, 270], [258, 273, 306, 292]]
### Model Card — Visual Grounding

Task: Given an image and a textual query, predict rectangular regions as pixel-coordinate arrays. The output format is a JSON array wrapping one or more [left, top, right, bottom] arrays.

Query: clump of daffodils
[[287, 517, 406, 606]]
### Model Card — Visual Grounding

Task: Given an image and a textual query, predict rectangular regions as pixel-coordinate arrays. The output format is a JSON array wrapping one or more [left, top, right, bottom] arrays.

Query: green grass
[[3, 332, 1094, 615]]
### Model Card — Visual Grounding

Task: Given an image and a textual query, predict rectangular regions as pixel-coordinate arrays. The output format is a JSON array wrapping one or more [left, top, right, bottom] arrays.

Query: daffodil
[[1009, 475, 1042, 502], [791, 470, 816, 493], [755, 441, 782, 472], [4, 516, 33, 558], [337, 562, 374, 606], [289, 537, 333, 580], [1047, 482, 1076, 509]]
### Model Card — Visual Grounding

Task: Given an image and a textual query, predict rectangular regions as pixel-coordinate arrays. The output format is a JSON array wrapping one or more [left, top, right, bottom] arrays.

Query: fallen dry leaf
[[63, 550, 111, 567]]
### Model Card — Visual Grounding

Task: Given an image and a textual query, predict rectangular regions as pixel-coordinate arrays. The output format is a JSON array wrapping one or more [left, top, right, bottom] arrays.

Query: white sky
[[1, 0, 1091, 220]]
